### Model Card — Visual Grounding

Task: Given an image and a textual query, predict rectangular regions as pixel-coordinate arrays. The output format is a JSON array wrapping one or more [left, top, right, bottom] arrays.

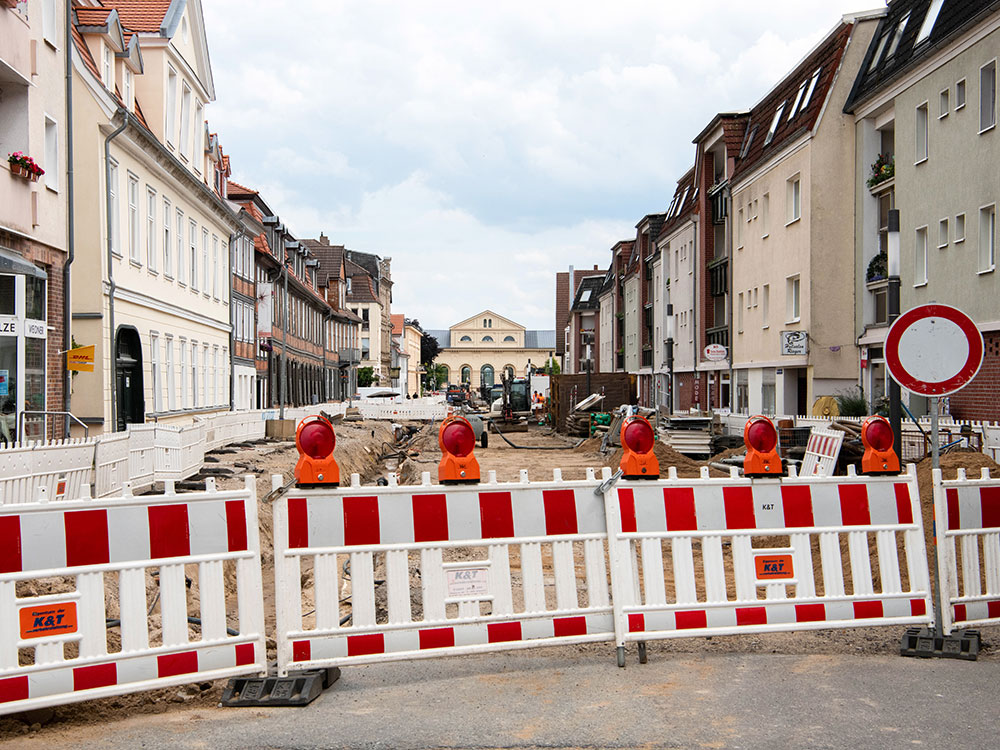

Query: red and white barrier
[[799, 427, 844, 477], [934, 467, 1000, 631], [605, 465, 932, 660], [0, 477, 266, 715], [273, 469, 614, 676]]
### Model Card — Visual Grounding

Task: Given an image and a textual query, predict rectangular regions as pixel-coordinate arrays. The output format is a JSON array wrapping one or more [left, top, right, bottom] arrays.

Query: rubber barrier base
[[220, 668, 341, 707], [899, 627, 981, 661]]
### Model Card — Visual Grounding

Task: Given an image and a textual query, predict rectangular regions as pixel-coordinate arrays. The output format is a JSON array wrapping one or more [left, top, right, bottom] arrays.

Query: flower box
[[7, 152, 43, 182]]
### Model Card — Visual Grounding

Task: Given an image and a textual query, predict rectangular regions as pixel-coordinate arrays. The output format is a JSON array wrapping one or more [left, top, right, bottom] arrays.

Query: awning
[[0, 247, 47, 279]]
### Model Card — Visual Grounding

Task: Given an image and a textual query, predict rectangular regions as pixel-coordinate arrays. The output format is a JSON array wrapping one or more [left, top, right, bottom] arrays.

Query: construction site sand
[[3, 421, 999, 739]]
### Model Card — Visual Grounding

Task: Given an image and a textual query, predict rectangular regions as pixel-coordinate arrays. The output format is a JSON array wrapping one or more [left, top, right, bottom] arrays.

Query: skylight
[[799, 68, 822, 112], [867, 31, 890, 73], [788, 81, 807, 120], [885, 12, 911, 59], [764, 103, 786, 145], [916, 0, 945, 45], [739, 125, 757, 158]]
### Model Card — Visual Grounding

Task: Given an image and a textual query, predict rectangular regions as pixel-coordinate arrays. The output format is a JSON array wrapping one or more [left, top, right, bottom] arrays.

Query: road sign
[[885, 304, 983, 396], [703, 343, 727, 361]]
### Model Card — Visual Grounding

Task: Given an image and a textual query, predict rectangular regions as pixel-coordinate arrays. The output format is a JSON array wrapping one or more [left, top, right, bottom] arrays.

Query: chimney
[[319, 232, 329, 245]]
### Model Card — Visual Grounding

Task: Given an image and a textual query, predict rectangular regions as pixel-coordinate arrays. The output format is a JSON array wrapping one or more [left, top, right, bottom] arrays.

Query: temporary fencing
[[605, 465, 932, 660], [798, 427, 844, 476], [0, 477, 266, 716], [934, 467, 1000, 632], [0, 438, 94, 506], [273, 469, 614, 676]]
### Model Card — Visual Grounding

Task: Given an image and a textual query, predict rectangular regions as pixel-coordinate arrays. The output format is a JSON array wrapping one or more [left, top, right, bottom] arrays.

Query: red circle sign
[[885, 304, 983, 396]]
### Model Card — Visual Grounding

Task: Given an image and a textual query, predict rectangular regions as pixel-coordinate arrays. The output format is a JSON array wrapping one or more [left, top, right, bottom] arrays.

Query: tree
[[537, 358, 560, 376], [357, 366, 375, 388], [420, 332, 440, 366]]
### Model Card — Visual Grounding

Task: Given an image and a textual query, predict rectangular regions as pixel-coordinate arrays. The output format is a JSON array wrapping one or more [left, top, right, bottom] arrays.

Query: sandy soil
[[2, 421, 997, 740]]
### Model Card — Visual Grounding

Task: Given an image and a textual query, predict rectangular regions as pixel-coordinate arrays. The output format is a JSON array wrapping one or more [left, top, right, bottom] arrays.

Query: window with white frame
[[981, 60, 997, 133], [194, 101, 204, 172], [42, 0, 57, 44], [165, 336, 175, 410], [737, 208, 743, 247], [176, 209, 185, 283], [44, 116, 58, 191], [955, 213, 966, 243], [737, 293, 744, 332], [915, 102, 929, 163], [212, 235, 219, 298], [800, 68, 821, 111], [203, 343, 209, 406], [762, 193, 770, 236], [886, 12, 911, 59], [786, 175, 801, 223], [127, 174, 139, 263], [940, 89, 950, 118], [956, 79, 967, 109], [202, 228, 209, 294], [179, 339, 188, 407], [150, 333, 161, 412], [166, 67, 177, 146], [163, 198, 172, 276], [102, 44, 113, 89], [211, 346, 218, 404], [146, 187, 157, 271], [980, 205, 996, 273], [916, 0, 944, 44], [786, 275, 800, 322], [764, 103, 785, 146], [190, 341, 198, 407], [915, 226, 928, 285], [109, 159, 120, 255], [179, 84, 192, 159], [938, 218, 949, 248], [762, 284, 770, 328], [189, 220, 198, 289]]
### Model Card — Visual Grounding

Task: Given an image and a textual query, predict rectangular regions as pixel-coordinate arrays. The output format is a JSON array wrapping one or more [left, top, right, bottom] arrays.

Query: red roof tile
[[100, 0, 172, 33], [71, 24, 103, 82], [75, 8, 113, 27], [226, 180, 258, 196], [391, 314, 405, 335]]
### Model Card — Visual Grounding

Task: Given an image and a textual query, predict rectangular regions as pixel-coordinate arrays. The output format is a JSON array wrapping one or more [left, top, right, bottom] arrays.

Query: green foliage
[[357, 366, 375, 388], [429, 363, 448, 389], [537, 359, 560, 376], [836, 386, 869, 417], [867, 252, 887, 282]]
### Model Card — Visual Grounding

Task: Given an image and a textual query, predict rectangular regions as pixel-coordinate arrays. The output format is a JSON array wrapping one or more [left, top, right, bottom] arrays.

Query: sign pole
[[929, 395, 945, 638]]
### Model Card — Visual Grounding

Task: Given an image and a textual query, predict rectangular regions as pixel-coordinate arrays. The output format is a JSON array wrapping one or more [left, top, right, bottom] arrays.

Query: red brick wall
[[555, 272, 569, 356], [948, 332, 1000, 421]]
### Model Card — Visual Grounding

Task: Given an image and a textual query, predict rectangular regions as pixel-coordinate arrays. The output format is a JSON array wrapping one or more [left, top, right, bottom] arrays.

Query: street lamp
[[887, 209, 901, 459]]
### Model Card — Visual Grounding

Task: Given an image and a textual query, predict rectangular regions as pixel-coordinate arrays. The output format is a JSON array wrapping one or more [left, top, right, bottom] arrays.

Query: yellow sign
[[66, 345, 95, 372]]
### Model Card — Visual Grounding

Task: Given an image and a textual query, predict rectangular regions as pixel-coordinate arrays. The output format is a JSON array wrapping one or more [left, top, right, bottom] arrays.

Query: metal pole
[[887, 209, 902, 459], [930, 395, 945, 637], [280, 251, 288, 420]]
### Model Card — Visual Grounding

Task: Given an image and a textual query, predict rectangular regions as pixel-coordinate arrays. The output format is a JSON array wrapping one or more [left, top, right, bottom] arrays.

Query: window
[[459, 335, 471, 342], [127, 174, 139, 263], [149, 334, 161, 412], [146, 187, 157, 271], [916, 0, 945, 44], [786, 175, 801, 223], [786, 275, 800, 322], [788, 81, 806, 120], [915, 103, 928, 163], [955, 213, 966, 243], [212, 235, 219, 298], [800, 68, 821, 111], [885, 13, 910, 60], [736, 208, 743, 246], [867, 32, 890, 73], [762, 284, 769, 328], [938, 218, 949, 248], [109, 159, 120, 255], [981, 60, 997, 133], [956, 79, 967, 109], [176, 209, 185, 283], [123, 69, 133, 111], [737, 293, 744, 332], [165, 337, 175, 410], [163, 198, 172, 276], [191, 342, 198, 408], [166, 67, 177, 146], [980, 205, 996, 273], [762, 193, 769, 236], [44, 116, 58, 191], [194, 101, 204, 172], [42, 0, 57, 44], [189, 221, 198, 289], [940, 89, 950, 118], [503, 335, 515, 342], [212, 347, 218, 404], [202, 228, 209, 295], [482, 336, 494, 342], [102, 44, 113, 89], [915, 226, 928, 285], [179, 84, 192, 159], [203, 343, 209, 406], [179, 340, 188, 407], [764, 103, 785, 145]]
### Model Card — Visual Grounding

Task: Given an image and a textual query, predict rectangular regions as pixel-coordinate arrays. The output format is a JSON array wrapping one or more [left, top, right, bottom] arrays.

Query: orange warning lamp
[[743, 415, 782, 477], [860, 415, 900, 474], [438, 416, 480, 484], [294, 415, 340, 486], [619, 415, 660, 480]]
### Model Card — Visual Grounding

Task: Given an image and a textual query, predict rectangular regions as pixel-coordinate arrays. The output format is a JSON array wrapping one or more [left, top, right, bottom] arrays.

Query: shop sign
[[781, 330, 808, 355]]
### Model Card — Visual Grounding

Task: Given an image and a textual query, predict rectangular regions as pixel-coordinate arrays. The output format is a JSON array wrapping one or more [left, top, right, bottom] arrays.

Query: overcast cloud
[[202, 0, 881, 329]]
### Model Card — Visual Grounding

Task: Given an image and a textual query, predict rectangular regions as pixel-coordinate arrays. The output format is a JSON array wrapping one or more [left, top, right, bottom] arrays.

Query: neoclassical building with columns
[[427, 311, 555, 389]]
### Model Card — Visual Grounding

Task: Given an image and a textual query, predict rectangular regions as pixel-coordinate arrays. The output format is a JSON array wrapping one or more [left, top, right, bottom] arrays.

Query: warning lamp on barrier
[[438, 415, 480, 484], [294, 414, 341, 486], [743, 415, 783, 477], [860, 415, 900, 475], [619, 415, 660, 480]]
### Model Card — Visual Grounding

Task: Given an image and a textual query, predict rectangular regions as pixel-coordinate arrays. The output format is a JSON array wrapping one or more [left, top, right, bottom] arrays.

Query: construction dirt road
[[1, 419, 998, 744]]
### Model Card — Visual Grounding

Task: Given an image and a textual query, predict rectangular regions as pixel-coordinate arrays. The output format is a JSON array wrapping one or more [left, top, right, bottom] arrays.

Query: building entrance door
[[115, 328, 144, 431]]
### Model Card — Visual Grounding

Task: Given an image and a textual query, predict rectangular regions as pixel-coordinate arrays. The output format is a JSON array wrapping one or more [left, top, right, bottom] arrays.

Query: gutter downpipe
[[63, 0, 75, 437], [228, 233, 235, 411], [105, 111, 128, 432]]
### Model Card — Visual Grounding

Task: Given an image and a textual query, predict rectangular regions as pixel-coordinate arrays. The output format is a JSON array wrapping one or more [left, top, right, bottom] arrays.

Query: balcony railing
[[339, 347, 361, 364], [705, 326, 728, 348]]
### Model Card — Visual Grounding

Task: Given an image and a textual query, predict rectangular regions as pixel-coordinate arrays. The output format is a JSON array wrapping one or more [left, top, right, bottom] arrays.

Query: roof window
[[799, 68, 822, 112], [788, 80, 807, 120], [764, 103, 785, 145], [915, 0, 945, 45], [579, 289, 592, 302], [739, 125, 757, 158], [885, 12, 911, 59], [867, 31, 891, 73]]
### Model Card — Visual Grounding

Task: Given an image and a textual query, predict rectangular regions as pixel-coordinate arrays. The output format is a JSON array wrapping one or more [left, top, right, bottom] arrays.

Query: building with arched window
[[426, 310, 555, 390]]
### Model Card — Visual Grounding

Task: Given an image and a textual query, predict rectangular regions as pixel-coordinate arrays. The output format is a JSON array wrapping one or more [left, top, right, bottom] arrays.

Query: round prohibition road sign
[[885, 304, 984, 396]]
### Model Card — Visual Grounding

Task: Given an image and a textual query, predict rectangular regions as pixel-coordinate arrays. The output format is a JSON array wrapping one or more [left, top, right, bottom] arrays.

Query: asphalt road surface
[[9, 644, 1000, 750]]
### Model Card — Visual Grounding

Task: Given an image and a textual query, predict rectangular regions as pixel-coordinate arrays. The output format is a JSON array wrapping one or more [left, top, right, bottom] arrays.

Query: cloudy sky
[[202, 1, 881, 330]]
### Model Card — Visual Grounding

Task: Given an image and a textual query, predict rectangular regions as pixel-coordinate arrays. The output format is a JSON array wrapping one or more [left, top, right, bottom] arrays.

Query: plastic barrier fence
[[0, 439, 94, 506], [605, 466, 932, 658], [799, 427, 844, 477], [934, 467, 1000, 632], [273, 469, 613, 676], [0, 477, 266, 715]]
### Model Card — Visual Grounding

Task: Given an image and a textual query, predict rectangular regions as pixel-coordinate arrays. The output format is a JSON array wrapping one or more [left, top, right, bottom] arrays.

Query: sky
[[202, 0, 882, 330]]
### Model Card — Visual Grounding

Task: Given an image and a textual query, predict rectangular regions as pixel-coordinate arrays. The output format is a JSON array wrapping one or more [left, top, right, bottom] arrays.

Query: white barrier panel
[[273, 469, 613, 676], [0, 477, 266, 715], [127, 424, 157, 492], [934, 467, 1000, 632], [94, 432, 130, 498], [355, 403, 451, 420], [799, 428, 844, 477], [606, 466, 932, 656], [0, 439, 95, 505]]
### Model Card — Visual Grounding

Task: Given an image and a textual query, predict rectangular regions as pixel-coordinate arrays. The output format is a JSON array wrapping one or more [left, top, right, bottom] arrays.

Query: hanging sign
[[781, 330, 808, 355], [66, 345, 95, 372]]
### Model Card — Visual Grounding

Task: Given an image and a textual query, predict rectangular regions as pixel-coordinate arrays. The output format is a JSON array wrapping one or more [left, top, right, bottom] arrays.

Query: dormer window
[[102, 44, 113, 89], [123, 69, 133, 110], [764, 103, 785, 145], [179, 83, 192, 160], [166, 67, 178, 146]]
